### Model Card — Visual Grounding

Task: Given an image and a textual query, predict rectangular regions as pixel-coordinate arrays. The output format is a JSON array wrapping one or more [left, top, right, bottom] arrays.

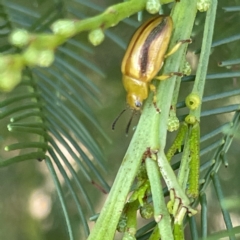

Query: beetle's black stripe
[[140, 18, 167, 74]]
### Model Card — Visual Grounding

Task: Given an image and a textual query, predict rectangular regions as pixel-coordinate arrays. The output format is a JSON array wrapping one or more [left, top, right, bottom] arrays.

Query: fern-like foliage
[[0, 0, 112, 238]]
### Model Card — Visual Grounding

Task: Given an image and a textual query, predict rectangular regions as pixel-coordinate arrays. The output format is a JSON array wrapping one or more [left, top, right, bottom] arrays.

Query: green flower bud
[[23, 47, 54, 67], [9, 29, 30, 47], [36, 50, 54, 67], [0, 70, 22, 92], [88, 28, 105, 46], [197, 0, 210, 12], [182, 60, 192, 76], [146, 0, 161, 14], [140, 203, 154, 219], [185, 115, 197, 125], [168, 115, 180, 132], [0, 55, 23, 91], [185, 93, 201, 110], [122, 232, 136, 240], [51, 20, 76, 37], [117, 215, 127, 232]]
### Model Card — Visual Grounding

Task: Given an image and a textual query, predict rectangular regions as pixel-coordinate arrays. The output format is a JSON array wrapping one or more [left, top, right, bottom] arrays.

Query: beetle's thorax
[[123, 75, 148, 110]]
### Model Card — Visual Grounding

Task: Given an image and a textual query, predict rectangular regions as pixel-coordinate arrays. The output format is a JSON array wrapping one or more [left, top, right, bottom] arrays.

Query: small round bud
[[23, 47, 39, 66], [168, 115, 180, 132], [0, 69, 22, 92], [185, 93, 201, 110], [197, 0, 210, 12], [140, 203, 154, 219], [146, 0, 161, 14], [122, 232, 136, 240], [0, 55, 23, 91], [36, 50, 54, 67], [23, 47, 54, 67], [88, 29, 105, 46], [117, 215, 127, 232], [9, 29, 30, 47], [185, 115, 197, 125], [51, 20, 76, 37], [182, 60, 192, 76]]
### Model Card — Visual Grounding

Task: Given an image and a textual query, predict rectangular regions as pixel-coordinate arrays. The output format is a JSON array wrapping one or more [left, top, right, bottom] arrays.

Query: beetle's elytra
[[121, 16, 173, 110]]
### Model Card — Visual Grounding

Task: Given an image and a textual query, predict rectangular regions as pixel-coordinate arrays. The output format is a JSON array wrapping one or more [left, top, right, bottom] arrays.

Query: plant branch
[[88, 1, 198, 239], [0, 0, 173, 92], [187, 0, 218, 121]]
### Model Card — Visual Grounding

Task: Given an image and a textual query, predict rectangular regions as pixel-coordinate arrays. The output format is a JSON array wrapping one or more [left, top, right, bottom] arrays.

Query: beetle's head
[[127, 93, 143, 111]]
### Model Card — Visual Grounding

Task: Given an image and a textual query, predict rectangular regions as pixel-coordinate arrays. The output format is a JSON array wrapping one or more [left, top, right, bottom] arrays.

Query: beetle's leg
[[164, 39, 192, 58], [149, 84, 161, 112], [155, 39, 191, 81], [152, 72, 183, 112], [155, 72, 183, 81], [150, 72, 182, 112]]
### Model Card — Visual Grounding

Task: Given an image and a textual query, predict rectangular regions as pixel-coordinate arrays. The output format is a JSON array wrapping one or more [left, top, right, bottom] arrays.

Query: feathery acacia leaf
[[0, 0, 110, 238]]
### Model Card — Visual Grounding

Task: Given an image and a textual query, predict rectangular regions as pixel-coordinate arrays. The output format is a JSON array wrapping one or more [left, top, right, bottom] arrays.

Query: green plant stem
[[88, 103, 159, 240], [156, 0, 198, 218], [156, 1, 197, 147], [146, 157, 173, 240], [171, 57, 189, 111], [200, 193, 207, 239], [88, 1, 197, 239], [189, 0, 218, 120], [189, 216, 199, 240], [73, 0, 172, 32], [157, 152, 191, 208]]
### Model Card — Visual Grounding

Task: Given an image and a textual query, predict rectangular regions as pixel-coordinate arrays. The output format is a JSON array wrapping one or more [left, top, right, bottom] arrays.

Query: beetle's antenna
[[125, 110, 135, 135], [112, 109, 127, 130]]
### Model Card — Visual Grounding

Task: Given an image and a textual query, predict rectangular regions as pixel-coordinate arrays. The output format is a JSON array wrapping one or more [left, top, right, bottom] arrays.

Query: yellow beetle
[[121, 16, 173, 110], [112, 16, 190, 131]]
